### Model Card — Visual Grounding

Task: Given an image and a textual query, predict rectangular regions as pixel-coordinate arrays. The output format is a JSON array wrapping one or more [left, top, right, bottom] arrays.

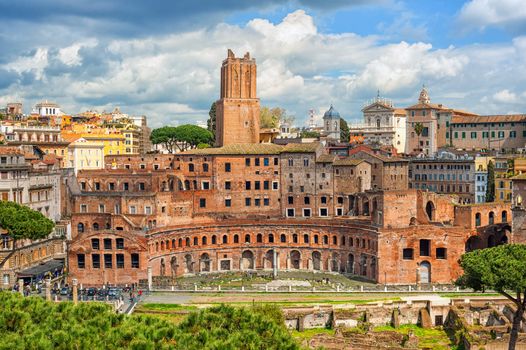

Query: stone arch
[[92, 222, 99, 231], [184, 254, 193, 273], [234, 234, 239, 243], [425, 201, 435, 221], [185, 237, 190, 246], [200, 253, 211, 272], [280, 234, 286, 243], [348, 253, 354, 273], [202, 236, 207, 245], [360, 254, 367, 276], [293, 234, 298, 243], [465, 236, 482, 252], [160, 258, 166, 276], [264, 250, 274, 269], [290, 250, 301, 269], [161, 241, 165, 250], [244, 234, 251, 243], [171, 239, 176, 249], [502, 210, 508, 222], [241, 250, 254, 270], [370, 257, 376, 279], [257, 234, 263, 243], [419, 261, 431, 283], [330, 252, 339, 272], [170, 256, 177, 277], [303, 234, 309, 244], [312, 251, 321, 270], [489, 211, 495, 225], [268, 234, 274, 243], [475, 212, 481, 226], [178, 238, 182, 247], [211, 235, 217, 244], [222, 235, 228, 244], [488, 234, 496, 248]]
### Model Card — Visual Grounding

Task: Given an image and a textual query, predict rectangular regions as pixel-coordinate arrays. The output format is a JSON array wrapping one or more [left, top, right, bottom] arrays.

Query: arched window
[[202, 236, 207, 245], [222, 235, 228, 244], [193, 237, 198, 246], [349, 236, 353, 247], [342, 236, 346, 246], [172, 239, 176, 249], [280, 234, 286, 243], [489, 211, 494, 225], [245, 234, 251, 243], [161, 241, 165, 250], [314, 235, 319, 244], [234, 234, 239, 243], [178, 238, 182, 247], [475, 213, 481, 227], [268, 234, 274, 243], [185, 237, 190, 246], [212, 235, 217, 244], [257, 234, 263, 243], [77, 223, 84, 233], [502, 211, 508, 222], [303, 234, 309, 243], [376, 119, 380, 129], [323, 235, 328, 244], [93, 223, 99, 231], [293, 234, 298, 243], [333, 236, 337, 245]]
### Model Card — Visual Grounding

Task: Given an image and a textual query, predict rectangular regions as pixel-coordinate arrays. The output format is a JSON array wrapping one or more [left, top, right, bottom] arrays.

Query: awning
[[17, 259, 64, 278]]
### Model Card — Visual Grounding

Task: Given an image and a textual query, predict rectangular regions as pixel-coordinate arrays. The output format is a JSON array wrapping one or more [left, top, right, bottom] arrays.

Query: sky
[[1, 0, 526, 128]]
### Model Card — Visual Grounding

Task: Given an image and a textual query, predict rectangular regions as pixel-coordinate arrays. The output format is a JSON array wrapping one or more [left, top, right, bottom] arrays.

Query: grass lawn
[[374, 325, 460, 350], [291, 327, 335, 341]]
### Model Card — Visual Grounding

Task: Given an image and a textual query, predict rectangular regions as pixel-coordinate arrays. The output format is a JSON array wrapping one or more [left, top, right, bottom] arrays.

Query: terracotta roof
[[394, 109, 407, 115], [452, 109, 479, 117], [406, 102, 451, 111], [181, 143, 284, 155], [333, 158, 364, 166], [0, 146, 22, 156], [351, 149, 408, 163], [62, 134, 82, 143], [316, 154, 336, 163], [281, 142, 321, 153], [451, 114, 526, 124]]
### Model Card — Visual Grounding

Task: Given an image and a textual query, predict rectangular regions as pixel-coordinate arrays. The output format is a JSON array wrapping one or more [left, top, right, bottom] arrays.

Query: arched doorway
[[465, 236, 482, 252], [425, 201, 434, 221], [170, 256, 177, 277], [348, 254, 354, 273], [241, 250, 254, 270], [487, 235, 496, 248], [312, 251, 321, 270], [184, 254, 193, 273], [370, 257, 376, 279], [160, 258, 165, 276], [264, 250, 274, 269], [290, 250, 301, 269], [330, 253, 339, 272], [363, 199, 370, 216], [200, 253, 210, 272], [360, 255, 367, 276], [420, 261, 431, 283]]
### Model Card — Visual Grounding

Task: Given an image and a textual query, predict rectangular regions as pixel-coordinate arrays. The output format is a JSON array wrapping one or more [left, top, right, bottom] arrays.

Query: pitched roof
[[451, 114, 526, 124], [316, 154, 336, 163], [0, 146, 22, 156], [406, 102, 451, 111], [281, 142, 321, 153], [351, 149, 408, 163], [333, 158, 364, 166], [181, 143, 283, 155], [394, 109, 407, 115]]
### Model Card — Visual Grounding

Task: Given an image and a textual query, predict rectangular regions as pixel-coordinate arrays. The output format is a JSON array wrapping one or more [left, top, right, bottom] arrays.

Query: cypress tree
[[486, 160, 495, 202]]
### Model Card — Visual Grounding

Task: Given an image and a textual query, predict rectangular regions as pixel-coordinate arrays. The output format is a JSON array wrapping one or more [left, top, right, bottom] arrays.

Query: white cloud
[[5, 48, 49, 80], [2, 9, 526, 127], [458, 0, 526, 31], [493, 89, 518, 103]]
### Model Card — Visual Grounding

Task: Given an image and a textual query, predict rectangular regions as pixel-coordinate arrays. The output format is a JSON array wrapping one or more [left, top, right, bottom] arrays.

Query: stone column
[[286, 255, 291, 270], [45, 279, 51, 301], [72, 278, 78, 305], [307, 258, 313, 271], [147, 266, 153, 291], [18, 279, 24, 296], [272, 249, 278, 279]]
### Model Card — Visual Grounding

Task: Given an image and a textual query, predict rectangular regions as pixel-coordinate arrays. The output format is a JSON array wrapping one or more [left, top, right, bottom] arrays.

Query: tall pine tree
[[207, 102, 216, 143], [485, 160, 495, 202]]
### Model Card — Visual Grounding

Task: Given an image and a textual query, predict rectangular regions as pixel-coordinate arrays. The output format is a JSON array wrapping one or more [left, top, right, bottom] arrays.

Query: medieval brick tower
[[215, 49, 260, 146]]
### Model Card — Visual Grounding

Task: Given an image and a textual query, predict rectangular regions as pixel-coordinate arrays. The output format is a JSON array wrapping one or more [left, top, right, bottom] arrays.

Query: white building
[[33, 100, 62, 117], [349, 94, 407, 154], [67, 137, 105, 174]]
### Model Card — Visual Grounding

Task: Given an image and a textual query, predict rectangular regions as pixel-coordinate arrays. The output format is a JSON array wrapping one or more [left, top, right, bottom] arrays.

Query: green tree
[[0, 201, 54, 242], [340, 118, 350, 142], [207, 102, 216, 142], [150, 125, 213, 153], [457, 244, 526, 350], [260, 107, 295, 129], [300, 130, 320, 138], [413, 122, 424, 153], [150, 126, 179, 153], [486, 160, 495, 202]]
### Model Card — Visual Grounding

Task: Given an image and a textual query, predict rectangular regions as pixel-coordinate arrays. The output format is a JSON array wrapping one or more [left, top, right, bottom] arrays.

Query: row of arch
[[474, 210, 508, 227], [154, 249, 377, 279], [149, 232, 378, 254]]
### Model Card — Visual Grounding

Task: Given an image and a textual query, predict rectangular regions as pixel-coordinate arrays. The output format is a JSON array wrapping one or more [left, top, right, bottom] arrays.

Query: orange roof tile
[[451, 114, 526, 124]]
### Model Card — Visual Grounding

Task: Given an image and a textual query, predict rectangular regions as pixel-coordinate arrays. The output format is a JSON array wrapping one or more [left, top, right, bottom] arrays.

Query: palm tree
[[414, 122, 424, 153]]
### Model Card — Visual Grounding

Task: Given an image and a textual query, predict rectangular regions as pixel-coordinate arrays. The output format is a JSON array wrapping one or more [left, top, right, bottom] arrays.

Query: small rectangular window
[[272, 181, 279, 190], [225, 163, 231, 172], [92, 254, 100, 268], [225, 181, 231, 190], [303, 208, 311, 217], [104, 238, 112, 250], [254, 198, 261, 206], [91, 238, 100, 250], [245, 181, 251, 190], [116, 238, 124, 249], [77, 254, 85, 269], [263, 198, 270, 206], [245, 158, 251, 166], [131, 253, 140, 268], [199, 198, 206, 208], [104, 254, 112, 268], [264, 181, 270, 190], [287, 208, 295, 217], [288, 196, 294, 204], [116, 254, 124, 268], [245, 198, 251, 206], [319, 208, 328, 217], [420, 239, 430, 256], [225, 198, 231, 207], [255, 158, 260, 166], [436, 247, 447, 259], [403, 248, 414, 260], [263, 158, 269, 166]]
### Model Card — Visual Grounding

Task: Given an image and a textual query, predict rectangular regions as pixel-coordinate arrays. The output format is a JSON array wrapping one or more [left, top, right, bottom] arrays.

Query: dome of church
[[323, 105, 340, 119]]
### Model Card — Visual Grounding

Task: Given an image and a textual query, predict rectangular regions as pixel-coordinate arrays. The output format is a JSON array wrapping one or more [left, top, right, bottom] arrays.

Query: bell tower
[[215, 49, 260, 146]]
